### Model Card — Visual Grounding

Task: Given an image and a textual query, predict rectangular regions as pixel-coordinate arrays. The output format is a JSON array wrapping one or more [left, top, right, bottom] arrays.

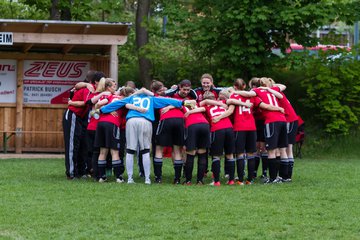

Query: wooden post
[[15, 59, 24, 154], [110, 45, 118, 82]]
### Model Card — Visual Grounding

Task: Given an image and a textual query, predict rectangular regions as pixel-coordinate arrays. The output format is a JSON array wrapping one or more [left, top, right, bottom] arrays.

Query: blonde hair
[[219, 88, 231, 100], [95, 77, 106, 92], [233, 78, 247, 90], [202, 91, 216, 100], [120, 86, 135, 97], [249, 77, 260, 88], [260, 77, 272, 87]]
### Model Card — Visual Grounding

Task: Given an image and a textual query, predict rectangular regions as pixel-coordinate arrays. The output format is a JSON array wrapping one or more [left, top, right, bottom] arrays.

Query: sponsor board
[[23, 60, 90, 104], [0, 59, 17, 103]]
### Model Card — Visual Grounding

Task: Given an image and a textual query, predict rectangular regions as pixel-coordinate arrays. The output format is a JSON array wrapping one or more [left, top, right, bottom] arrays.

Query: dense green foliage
[[2, 0, 360, 134], [0, 155, 359, 239]]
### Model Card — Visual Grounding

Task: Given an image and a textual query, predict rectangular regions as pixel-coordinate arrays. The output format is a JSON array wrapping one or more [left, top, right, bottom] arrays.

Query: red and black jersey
[[252, 88, 286, 124], [98, 95, 122, 127], [194, 86, 222, 102], [159, 93, 187, 120], [229, 93, 261, 131], [204, 100, 233, 132], [183, 104, 208, 128], [68, 88, 91, 118], [272, 87, 298, 123]]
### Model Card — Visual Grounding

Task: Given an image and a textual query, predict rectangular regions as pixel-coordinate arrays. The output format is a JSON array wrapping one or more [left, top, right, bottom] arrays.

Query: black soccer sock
[[185, 154, 195, 182], [224, 158, 229, 175], [119, 159, 125, 176], [174, 159, 183, 181], [254, 154, 260, 177], [212, 157, 221, 182], [288, 158, 294, 179], [91, 149, 99, 179], [98, 160, 106, 180], [153, 157, 163, 179], [247, 155, 256, 182], [275, 156, 281, 178], [268, 158, 277, 181], [112, 160, 121, 179], [226, 158, 235, 181], [197, 153, 207, 182], [236, 156, 245, 182], [261, 153, 268, 176], [279, 158, 289, 179]]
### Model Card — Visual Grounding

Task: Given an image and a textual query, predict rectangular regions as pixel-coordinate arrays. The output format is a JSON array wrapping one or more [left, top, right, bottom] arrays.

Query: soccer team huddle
[[63, 71, 299, 186]]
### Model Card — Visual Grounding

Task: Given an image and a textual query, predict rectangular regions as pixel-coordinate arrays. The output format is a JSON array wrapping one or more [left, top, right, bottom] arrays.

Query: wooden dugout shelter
[[0, 19, 131, 153]]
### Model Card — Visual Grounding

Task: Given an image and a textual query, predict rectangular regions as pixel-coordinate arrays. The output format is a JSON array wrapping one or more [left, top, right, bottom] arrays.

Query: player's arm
[[232, 90, 256, 97], [89, 91, 111, 104], [258, 86, 283, 99], [212, 105, 235, 123], [273, 83, 286, 92], [100, 97, 129, 113], [68, 100, 85, 107], [184, 106, 205, 117], [259, 102, 284, 113], [161, 105, 175, 115], [125, 103, 147, 113], [199, 99, 228, 109], [226, 99, 253, 108], [74, 82, 95, 92], [95, 98, 109, 109]]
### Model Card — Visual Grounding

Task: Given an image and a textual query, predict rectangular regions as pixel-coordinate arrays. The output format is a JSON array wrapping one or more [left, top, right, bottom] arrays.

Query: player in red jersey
[[63, 71, 96, 179], [227, 78, 285, 184], [200, 90, 239, 186], [194, 73, 222, 102], [183, 99, 210, 185], [269, 78, 298, 181], [94, 79, 147, 183], [154, 80, 196, 184], [248, 77, 288, 183]]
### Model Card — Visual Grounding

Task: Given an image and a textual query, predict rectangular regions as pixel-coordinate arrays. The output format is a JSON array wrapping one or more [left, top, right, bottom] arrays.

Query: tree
[[136, 0, 152, 88], [182, 0, 360, 83]]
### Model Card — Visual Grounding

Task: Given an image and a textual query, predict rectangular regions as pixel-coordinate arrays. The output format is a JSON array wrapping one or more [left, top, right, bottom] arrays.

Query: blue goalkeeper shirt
[[100, 94, 183, 122]]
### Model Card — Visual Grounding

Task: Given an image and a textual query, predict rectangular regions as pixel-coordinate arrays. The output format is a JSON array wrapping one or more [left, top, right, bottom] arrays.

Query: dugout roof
[[0, 19, 131, 54]]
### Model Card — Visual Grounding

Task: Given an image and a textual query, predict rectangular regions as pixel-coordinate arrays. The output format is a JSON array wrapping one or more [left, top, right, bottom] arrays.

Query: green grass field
[[1, 155, 359, 240]]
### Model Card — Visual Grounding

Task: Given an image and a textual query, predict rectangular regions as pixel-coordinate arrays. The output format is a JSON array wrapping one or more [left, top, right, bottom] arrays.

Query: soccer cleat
[[264, 178, 282, 184], [245, 180, 253, 185], [127, 178, 135, 184], [154, 177, 162, 184], [98, 178, 107, 183], [173, 179, 181, 185], [226, 180, 235, 185], [236, 181, 244, 186], [209, 181, 221, 186], [145, 178, 151, 185], [196, 180, 204, 185], [281, 178, 292, 183], [183, 181, 192, 186], [116, 178, 124, 183]]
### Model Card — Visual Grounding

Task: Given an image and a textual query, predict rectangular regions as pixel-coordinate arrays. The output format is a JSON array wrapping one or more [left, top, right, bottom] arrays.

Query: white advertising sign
[[0, 59, 17, 103], [0, 32, 13, 45], [23, 60, 90, 104]]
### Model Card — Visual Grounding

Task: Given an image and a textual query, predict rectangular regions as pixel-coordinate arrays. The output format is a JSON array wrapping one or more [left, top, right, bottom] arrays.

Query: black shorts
[[210, 128, 235, 156], [256, 119, 265, 142], [94, 121, 120, 149], [264, 121, 288, 150], [156, 118, 185, 147], [185, 123, 210, 151], [234, 130, 257, 154], [287, 120, 298, 145]]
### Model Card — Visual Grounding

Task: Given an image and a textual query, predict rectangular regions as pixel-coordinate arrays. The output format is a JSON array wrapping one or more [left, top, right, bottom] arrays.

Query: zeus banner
[[23, 60, 90, 104]]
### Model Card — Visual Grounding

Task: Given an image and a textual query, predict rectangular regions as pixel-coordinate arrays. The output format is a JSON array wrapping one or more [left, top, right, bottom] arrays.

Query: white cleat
[[127, 178, 135, 184]]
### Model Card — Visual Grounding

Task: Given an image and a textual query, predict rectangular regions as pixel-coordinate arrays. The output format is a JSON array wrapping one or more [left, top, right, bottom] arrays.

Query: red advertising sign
[[23, 60, 90, 104]]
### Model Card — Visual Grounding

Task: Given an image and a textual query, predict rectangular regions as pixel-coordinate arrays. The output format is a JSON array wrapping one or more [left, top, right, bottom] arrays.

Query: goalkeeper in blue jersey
[[101, 87, 195, 184]]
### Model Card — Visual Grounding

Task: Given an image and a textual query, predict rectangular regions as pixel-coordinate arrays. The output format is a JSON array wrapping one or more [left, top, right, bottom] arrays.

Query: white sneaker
[[98, 178, 106, 183], [127, 178, 135, 184], [116, 178, 124, 183], [145, 178, 151, 185]]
